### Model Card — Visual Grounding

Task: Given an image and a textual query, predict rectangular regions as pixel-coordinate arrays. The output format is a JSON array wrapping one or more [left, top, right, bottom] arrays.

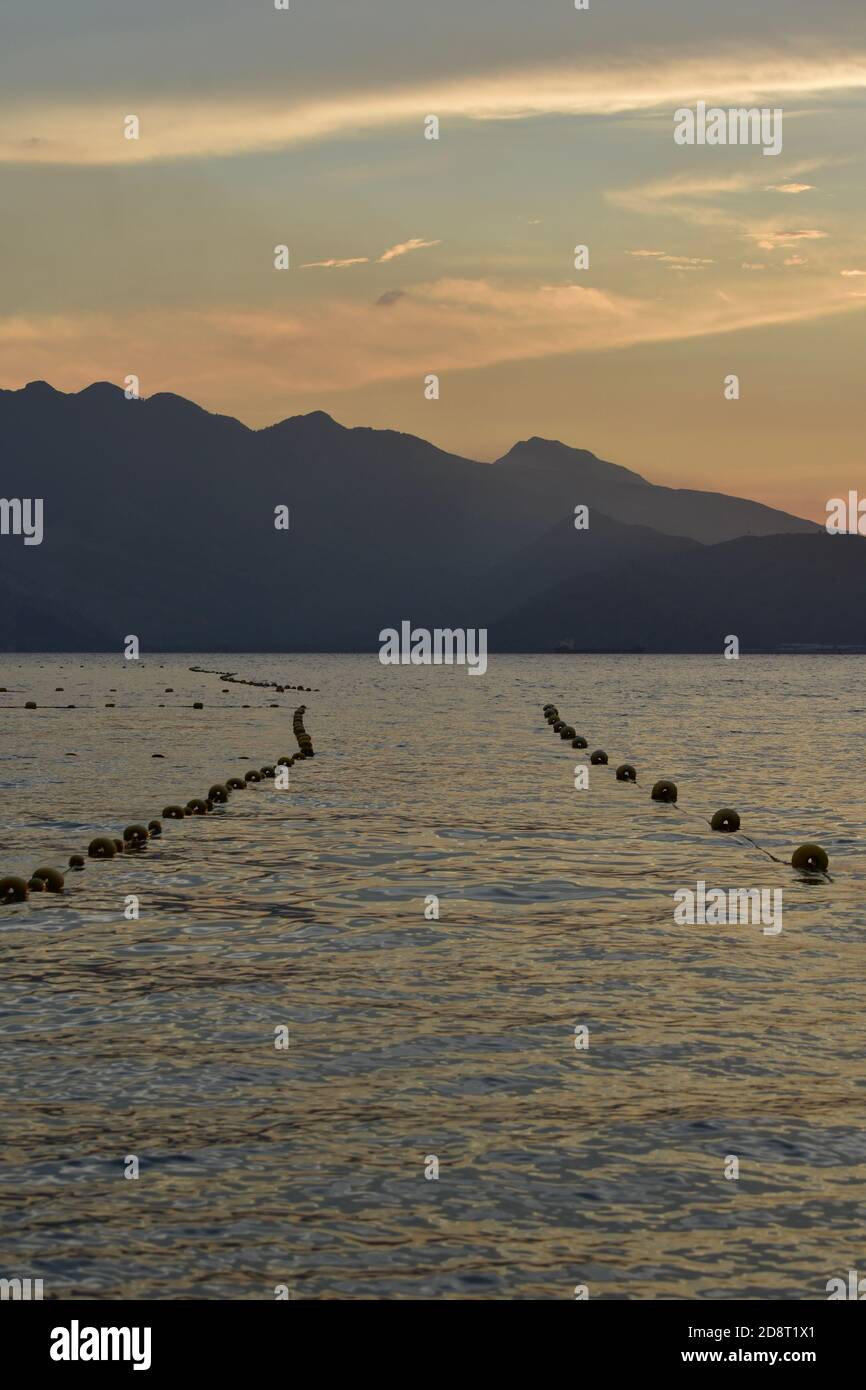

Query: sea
[[0, 653, 863, 1299]]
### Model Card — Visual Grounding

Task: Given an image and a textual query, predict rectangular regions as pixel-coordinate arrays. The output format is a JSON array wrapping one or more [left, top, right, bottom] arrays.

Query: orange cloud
[[2, 271, 863, 415]]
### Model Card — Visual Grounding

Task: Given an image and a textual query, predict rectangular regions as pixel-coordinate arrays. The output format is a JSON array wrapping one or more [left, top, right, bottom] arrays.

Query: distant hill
[[0, 381, 857, 653], [491, 532, 866, 652]]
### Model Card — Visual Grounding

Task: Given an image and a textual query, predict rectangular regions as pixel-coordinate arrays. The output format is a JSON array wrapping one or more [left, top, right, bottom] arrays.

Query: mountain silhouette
[[0, 381, 859, 653]]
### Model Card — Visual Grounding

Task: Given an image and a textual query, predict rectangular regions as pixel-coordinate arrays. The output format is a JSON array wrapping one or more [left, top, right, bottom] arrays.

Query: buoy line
[[0, 704, 316, 906], [6, 668, 319, 709], [190, 665, 318, 693], [541, 702, 832, 880]]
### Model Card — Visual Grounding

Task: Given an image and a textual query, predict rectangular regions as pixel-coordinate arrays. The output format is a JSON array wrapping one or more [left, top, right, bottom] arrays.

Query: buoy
[[711, 808, 740, 833], [226, 777, 246, 790], [208, 784, 230, 803], [616, 764, 636, 782], [165, 688, 174, 692], [147, 820, 162, 836], [244, 771, 261, 783], [152, 754, 165, 759], [260, 765, 275, 777], [112, 838, 124, 853], [69, 854, 85, 869], [162, 806, 186, 819], [590, 750, 608, 765], [651, 780, 678, 803], [28, 876, 46, 892], [123, 824, 149, 846], [88, 836, 117, 858], [25, 701, 36, 709], [0, 875, 29, 902], [193, 702, 204, 710], [186, 798, 209, 815], [277, 757, 292, 767], [32, 866, 65, 892], [106, 703, 115, 708], [572, 736, 588, 749], [553, 720, 566, 733], [792, 843, 829, 873], [560, 726, 576, 740]]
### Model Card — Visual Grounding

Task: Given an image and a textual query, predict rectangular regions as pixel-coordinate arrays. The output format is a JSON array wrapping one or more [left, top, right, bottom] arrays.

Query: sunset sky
[[2, 0, 865, 519]]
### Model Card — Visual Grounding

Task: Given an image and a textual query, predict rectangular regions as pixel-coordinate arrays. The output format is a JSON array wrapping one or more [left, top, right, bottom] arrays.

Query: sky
[[1, 0, 865, 520]]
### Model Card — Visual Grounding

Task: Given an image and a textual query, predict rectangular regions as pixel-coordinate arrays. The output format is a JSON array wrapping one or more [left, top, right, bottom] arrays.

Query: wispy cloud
[[627, 250, 715, 268], [750, 228, 828, 250], [300, 257, 369, 269], [3, 49, 866, 164], [301, 239, 440, 270], [377, 238, 441, 263], [610, 159, 836, 224]]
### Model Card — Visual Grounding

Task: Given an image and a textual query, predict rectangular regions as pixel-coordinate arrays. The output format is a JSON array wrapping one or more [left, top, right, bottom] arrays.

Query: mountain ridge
[[0, 380, 817, 529], [0, 381, 853, 653]]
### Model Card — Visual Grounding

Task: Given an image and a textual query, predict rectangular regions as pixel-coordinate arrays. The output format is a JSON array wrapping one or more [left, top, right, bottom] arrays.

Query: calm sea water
[[1, 653, 864, 1300]]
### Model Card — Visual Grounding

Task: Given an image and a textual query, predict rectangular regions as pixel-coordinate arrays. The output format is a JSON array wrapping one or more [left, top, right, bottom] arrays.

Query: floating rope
[[541, 702, 831, 880], [0, 703, 316, 905]]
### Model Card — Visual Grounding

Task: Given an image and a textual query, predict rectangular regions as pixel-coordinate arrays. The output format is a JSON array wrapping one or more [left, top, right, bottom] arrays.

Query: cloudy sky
[[2, 0, 865, 518]]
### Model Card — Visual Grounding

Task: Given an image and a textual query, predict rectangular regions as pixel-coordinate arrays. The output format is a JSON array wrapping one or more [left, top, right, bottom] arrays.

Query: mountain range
[[0, 381, 861, 653]]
